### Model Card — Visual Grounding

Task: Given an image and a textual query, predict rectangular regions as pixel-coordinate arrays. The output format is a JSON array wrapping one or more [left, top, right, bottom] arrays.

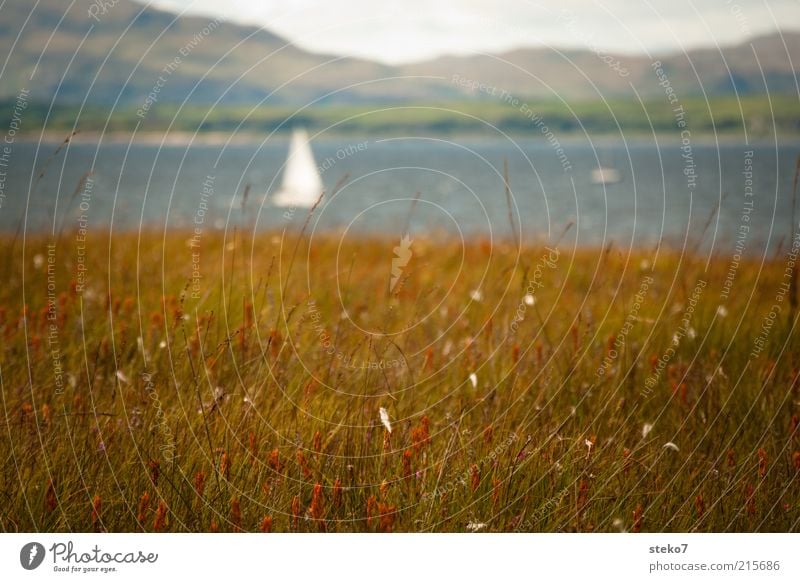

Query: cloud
[[142, 0, 800, 63]]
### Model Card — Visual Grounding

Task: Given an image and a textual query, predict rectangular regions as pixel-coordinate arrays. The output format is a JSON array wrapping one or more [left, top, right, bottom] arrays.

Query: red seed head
[[137, 491, 151, 523], [310, 483, 324, 521], [260, 516, 273, 533], [695, 495, 705, 519], [194, 470, 206, 497], [153, 501, 168, 532], [231, 498, 242, 531], [470, 464, 480, 492], [45, 480, 57, 514], [366, 495, 377, 526], [91, 495, 102, 530], [268, 448, 283, 473], [377, 503, 396, 533], [291, 495, 301, 530], [220, 452, 231, 480], [632, 504, 643, 533], [402, 450, 413, 479], [148, 460, 160, 487]]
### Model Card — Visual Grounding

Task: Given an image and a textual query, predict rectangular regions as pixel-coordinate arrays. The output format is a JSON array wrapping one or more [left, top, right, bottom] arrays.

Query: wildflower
[[115, 370, 130, 384], [260, 516, 273, 533], [137, 491, 151, 523], [523, 294, 535, 306], [663, 442, 679, 452], [220, 452, 231, 480], [727, 448, 737, 467], [468, 373, 478, 388], [467, 522, 487, 532], [312, 430, 322, 453], [793, 451, 800, 471], [716, 305, 729, 318], [41, 404, 51, 425], [470, 289, 483, 302], [642, 423, 653, 438], [379, 407, 392, 433], [585, 437, 595, 456], [209, 518, 218, 533]]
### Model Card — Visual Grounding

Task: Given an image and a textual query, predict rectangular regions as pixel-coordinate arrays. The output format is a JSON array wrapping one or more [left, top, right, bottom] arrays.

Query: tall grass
[[1, 228, 798, 532]]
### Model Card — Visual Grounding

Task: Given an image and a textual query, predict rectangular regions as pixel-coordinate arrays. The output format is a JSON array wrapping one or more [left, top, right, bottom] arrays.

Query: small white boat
[[271, 128, 323, 207], [591, 166, 621, 185]]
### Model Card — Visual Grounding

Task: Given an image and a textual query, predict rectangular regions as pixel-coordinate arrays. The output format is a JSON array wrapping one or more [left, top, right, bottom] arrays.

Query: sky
[[142, 0, 800, 64]]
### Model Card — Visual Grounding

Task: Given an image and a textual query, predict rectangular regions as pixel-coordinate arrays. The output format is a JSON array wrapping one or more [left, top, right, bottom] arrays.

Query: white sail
[[271, 128, 323, 207], [591, 166, 621, 185]]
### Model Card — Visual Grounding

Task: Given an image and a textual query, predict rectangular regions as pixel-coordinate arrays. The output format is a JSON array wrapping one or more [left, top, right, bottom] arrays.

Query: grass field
[[1, 223, 799, 532], [5, 94, 799, 137]]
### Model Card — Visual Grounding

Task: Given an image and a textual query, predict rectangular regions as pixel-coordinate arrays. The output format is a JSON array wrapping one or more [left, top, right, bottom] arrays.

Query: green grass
[[1, 225, 799, 533], [4, 94, 799, 137]]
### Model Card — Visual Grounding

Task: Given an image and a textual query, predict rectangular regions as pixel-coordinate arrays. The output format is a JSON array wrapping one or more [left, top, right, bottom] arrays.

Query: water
[[1, 135, 797, 253]]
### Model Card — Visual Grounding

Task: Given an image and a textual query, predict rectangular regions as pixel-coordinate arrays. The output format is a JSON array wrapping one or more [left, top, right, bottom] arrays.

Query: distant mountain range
[[1, 0, 798, 107]]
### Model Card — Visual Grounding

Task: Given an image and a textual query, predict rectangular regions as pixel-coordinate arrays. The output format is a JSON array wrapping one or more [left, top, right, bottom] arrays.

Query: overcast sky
[[142, 0, 800, 64]]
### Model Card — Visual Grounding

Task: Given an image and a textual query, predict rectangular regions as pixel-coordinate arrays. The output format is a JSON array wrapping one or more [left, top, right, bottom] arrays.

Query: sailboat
[[591, 165, 622, 185], [271, 128, 323, 207]]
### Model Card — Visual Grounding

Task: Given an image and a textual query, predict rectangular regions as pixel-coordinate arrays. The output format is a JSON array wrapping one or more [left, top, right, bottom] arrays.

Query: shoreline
[[12, 130, 800, 147]]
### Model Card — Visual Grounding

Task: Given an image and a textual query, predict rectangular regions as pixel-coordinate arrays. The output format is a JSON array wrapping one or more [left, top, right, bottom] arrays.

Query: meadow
[[1, 222, 799, 533], [5, 94, 799, 137]]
